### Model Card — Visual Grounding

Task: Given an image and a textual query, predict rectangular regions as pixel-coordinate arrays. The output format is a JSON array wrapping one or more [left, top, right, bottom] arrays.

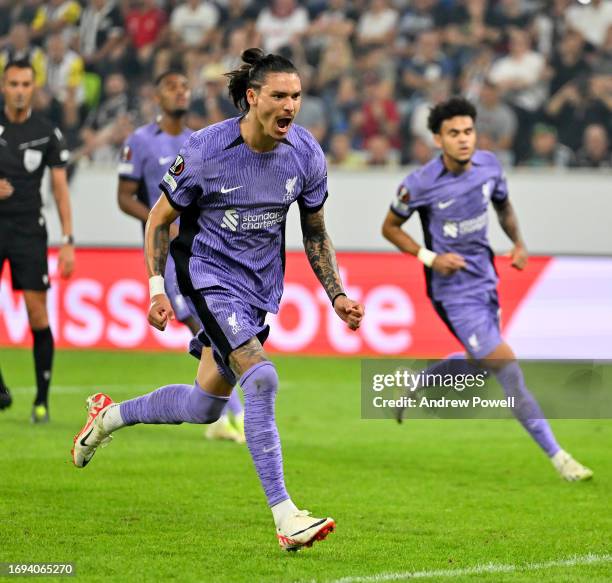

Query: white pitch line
[[9, 384, 155, 394], [327, 554, 612, 583], [9, 382, 298, 395]]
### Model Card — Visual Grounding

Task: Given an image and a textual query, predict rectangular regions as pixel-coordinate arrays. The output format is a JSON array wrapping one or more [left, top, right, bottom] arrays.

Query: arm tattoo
[[300, 207, 344, 302], [494, 199, 523, 245], [152, 224, 170, 276]]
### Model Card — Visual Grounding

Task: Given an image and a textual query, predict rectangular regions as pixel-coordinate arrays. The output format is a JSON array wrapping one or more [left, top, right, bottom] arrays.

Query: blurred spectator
[[328, 75, 361, 138], [125, 0, 167, 69], [548, 29, 589, 96], [522, 123, 573, 168], [489, 29, 546, 111], [396, 0, 440, 49], [460, 42, 496, 101], [533, 0, 572, 57], [45, 32, 85, 105], [407, 135, 435, 166], [2, 0, 608, 170], [0, 1, 12, 45], [79, 0, 126, 75], [220, 26, 252, 73], [0, 23, 47, 86], [365, 134, 399, 167], [409, 78, 451, 148], [187, 63, 236, 129], [475, 79, 517, 164], [442, 0, 498, 58], [255, 0, 309, 54], [12, 0, 42, 28], [565, 0, 612, 49], [327, 133, 365, 168], [398, 30, 452, 103], [546, 72, 612, 151], [295, 69, 327, 144], [31, 0, 82, 44], [572, 124, 611, 168], [315, 37, 354, 96], [81, 72, 132, 159], [486, 0, 532, 42], [170, 0, 220, 52], [593, 24, 612, 73], [357, 77, 401, 149], [306, 0, 356, 60], [356, 0, 398, 48], [489, 29, 546, 162]]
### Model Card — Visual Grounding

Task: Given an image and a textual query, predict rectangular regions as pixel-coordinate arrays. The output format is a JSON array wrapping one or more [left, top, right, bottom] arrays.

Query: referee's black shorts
[[0, 213, 50, 291]]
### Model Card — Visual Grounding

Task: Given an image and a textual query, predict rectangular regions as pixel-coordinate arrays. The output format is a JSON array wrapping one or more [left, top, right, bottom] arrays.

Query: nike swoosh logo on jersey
[[438, 199, 455, 209], [221, 185, 244, 194], [158, 156, 175, 165], [263, 444, 280, 454]]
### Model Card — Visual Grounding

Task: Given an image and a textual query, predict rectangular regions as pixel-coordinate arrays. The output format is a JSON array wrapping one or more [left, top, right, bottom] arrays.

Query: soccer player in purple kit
[[116, 70, 245, 443], [72, 49, 365, 550], [382, 97, 593, 482]]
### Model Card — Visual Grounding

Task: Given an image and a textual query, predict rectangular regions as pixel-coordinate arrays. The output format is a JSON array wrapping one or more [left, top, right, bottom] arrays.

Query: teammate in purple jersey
[[116, 70, 245, 443], [382, 97, 592, 482], [71, 49, 365, 550]]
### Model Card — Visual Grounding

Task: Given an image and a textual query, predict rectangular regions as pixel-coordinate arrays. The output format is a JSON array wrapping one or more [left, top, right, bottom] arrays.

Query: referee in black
[[0, 60, 75, 422]]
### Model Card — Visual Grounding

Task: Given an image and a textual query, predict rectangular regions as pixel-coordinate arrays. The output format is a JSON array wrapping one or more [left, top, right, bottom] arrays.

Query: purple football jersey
[[118, 122, 192, 209], [391, 150, 509, 302], [160, 117, 328, 313]]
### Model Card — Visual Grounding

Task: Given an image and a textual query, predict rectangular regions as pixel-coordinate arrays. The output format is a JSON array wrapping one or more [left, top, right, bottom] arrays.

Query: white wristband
[[149, 275, 165, 298], [417, 247, 437, 268]]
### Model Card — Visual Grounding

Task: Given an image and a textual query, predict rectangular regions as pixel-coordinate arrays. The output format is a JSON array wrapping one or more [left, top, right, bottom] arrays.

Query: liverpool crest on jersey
[[284, 176, 298, 202]]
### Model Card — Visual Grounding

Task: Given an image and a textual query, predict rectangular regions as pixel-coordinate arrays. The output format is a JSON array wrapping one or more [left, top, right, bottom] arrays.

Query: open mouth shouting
[[275, 116, 293, 135]]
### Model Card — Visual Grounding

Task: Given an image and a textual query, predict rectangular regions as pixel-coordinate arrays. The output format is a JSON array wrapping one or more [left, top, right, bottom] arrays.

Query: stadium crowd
[[0, 0, 611, 169]]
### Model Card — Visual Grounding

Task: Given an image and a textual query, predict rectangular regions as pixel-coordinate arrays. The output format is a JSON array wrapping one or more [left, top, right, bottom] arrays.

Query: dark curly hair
[[224, 48, 298, 112], [427, 97, 477, 134]]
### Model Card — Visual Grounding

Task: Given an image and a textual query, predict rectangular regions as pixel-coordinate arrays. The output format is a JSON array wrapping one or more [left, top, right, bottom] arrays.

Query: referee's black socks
[[0, 365, 7, 391], [32, 327, 54, 406]]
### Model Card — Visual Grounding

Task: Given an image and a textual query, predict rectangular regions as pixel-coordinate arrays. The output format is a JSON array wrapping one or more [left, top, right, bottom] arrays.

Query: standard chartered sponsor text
[[241, 210, 284, 230]]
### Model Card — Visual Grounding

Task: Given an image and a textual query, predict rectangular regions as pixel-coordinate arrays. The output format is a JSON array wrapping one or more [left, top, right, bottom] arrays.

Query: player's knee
[[186, 382, 228, 424], [241, 361, 279, 396], [24, 297, 48, 329], [28, 310, 49, 330]]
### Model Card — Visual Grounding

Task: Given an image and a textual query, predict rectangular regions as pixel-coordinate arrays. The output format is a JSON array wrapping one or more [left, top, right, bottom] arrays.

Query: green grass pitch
[[0, 348, 610, 582]]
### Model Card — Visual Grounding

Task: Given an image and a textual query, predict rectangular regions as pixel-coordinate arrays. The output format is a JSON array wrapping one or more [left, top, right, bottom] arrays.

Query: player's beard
[[168, 108, 187, 119]]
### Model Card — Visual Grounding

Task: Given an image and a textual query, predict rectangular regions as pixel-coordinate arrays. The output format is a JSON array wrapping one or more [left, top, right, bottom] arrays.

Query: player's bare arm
[[50, 167, 75, 279], [118, 180, 179, 240], [144, 194, 179, 330], [300, 205, 364, 330], [117, 178, 151, 223], [493, 198, 527, 270], [382, 209, 466, 276], [0, 178, 14, 199]]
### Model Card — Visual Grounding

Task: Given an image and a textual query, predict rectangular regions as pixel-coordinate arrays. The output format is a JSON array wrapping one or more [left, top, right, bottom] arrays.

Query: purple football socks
[[119, 381, 229, 425], [240, 361, 289, 507], [494, 361, 561, 457]]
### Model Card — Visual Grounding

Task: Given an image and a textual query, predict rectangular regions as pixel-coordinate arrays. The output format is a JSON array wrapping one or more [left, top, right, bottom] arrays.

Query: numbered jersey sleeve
[[46, 127, 70, 168], [118, 133, 145, 181], [390, 173, 422, 219], [159, 133, 203, 210], [298, 140, 328, 213]]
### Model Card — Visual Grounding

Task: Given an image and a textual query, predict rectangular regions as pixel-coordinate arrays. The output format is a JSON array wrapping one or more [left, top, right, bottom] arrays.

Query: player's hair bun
[[242, 48, 265, 67], [226, 48, 297, 112]]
